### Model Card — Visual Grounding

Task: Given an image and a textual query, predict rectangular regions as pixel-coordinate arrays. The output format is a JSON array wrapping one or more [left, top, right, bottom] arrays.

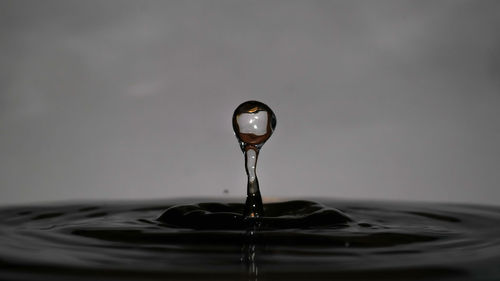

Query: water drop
[[232, 101, 276, 218]]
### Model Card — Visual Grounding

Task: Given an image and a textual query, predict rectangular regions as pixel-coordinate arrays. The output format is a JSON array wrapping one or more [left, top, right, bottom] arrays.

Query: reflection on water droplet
[[232, 101, 276, 219], [233, 101, 276, 151]]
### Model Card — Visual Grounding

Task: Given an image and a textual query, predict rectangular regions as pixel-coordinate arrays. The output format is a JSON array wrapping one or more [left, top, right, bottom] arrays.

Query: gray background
[[1, 1, 499, 206]]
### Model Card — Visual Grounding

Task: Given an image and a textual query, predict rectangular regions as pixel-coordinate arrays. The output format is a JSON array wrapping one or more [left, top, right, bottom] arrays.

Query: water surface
[[1, 198, 500, 280]]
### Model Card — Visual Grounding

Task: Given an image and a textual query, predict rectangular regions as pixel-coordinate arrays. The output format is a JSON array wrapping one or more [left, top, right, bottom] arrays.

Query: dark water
[[1, 198, 500, 281]]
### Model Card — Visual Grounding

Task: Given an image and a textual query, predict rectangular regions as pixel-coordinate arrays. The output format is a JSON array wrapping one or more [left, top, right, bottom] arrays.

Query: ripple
[[1, 199, 500, 281], [157, 200, 351, 230]]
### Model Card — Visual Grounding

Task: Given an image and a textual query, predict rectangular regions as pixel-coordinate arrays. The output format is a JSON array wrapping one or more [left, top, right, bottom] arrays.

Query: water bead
[[232, 101, 276, 150]]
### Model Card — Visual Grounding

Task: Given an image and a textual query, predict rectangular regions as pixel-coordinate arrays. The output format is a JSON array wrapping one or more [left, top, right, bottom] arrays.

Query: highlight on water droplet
[[232, 101, 276, 219]]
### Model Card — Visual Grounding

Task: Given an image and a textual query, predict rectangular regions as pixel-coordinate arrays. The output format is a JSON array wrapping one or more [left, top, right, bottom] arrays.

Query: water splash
[[232, 101, 276, 218], [2, 100, 500, 280]]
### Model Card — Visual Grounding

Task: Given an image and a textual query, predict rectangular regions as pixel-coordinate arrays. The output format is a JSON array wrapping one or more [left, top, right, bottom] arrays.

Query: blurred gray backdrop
[[1, 0, 500, 206]]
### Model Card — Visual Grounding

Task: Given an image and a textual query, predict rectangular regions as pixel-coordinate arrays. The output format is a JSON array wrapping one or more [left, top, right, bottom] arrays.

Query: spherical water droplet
[[232, 101, 276, 151]]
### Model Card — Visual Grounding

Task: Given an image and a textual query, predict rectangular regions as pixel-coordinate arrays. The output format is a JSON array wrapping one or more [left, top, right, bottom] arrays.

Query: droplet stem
[[244, 147, 264, 218], [232, 101, 275, 220]]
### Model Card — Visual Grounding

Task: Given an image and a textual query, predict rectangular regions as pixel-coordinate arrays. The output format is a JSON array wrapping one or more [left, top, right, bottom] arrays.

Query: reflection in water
[[242, 223, 258, 281]]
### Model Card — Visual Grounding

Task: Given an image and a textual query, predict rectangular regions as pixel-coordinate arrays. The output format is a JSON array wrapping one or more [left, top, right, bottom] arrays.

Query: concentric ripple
[[1, 198, 500, 281]]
